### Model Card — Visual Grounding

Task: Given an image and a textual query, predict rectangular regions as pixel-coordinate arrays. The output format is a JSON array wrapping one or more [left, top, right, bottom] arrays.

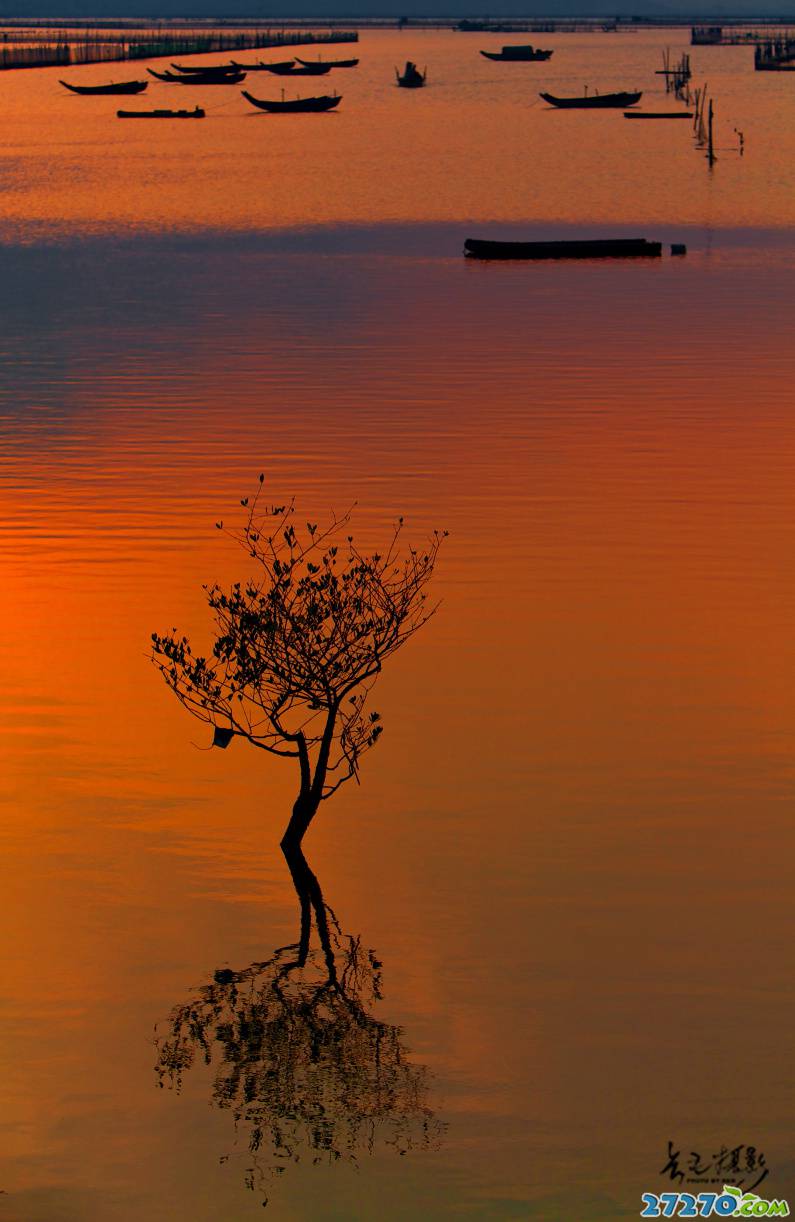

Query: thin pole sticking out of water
[[707, 98, 716, 166]]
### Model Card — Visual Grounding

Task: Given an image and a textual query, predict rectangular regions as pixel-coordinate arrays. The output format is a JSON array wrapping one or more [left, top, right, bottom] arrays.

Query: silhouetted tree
[[152, 479, 444, 846], [155, 844, 443, 1204]]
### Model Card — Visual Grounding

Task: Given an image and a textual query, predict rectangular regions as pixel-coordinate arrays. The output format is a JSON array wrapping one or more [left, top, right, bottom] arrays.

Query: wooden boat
[[624, 111, 693, 119], [170, 62, 240, 75], [480, 45, 553, 61], [540, 89, 642, 109], [117, 106, 205, 118], [396, 61, 427, 88], [241, 90, 341, 113], [60, 79, 148, 95], [464, 237, 662, 260], [149, 68, 245, 85], [260, 61, 331, 76], [296, 56, 359, 68], [230, 59, 295, 71]]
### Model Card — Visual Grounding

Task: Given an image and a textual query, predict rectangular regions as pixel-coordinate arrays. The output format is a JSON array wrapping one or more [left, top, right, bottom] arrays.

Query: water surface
[[1, 28, 794, 1222]]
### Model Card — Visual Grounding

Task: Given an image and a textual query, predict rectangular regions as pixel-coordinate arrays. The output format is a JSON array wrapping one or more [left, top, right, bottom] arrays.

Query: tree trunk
[[281, 792, 320, 849], [281, 840, 337, 984]]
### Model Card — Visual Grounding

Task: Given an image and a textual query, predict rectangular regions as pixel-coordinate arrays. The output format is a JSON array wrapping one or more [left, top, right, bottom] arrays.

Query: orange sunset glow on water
[[1, 29, 795, 236], [1, 23, 795, 1222]]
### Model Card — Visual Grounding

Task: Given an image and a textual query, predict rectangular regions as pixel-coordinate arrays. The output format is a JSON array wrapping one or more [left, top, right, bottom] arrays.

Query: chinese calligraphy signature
[[661, 1141, 769, 1194]]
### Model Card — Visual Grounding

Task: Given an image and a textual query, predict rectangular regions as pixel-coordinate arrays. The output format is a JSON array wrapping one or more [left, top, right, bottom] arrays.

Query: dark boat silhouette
[[540, 89, 642, 108], [296, 56, 359, 68], [117, 106, 205, 118], [170, 62, 240, 75], [464, 237, 662, 259], [148, 67, 245, 85], [230, 58, 295, 71], [396, 61, 427, 88], [241, 90, 341, 113], [260, 61, 332, 76], [480, 45, 553, 61], [60, 78, 148, 95], [624, 110, 693, 119]]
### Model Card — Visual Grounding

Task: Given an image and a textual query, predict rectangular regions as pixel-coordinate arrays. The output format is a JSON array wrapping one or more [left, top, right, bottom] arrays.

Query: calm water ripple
[[1, 28, 795, 1222]]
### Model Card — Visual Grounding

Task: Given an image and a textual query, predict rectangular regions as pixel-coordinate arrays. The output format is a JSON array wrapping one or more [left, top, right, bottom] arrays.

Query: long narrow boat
[[170, 62, 240, 75], [173, 72, 245, 84], [230, 59, 295, 71], [464, 237, 662, 259], [540, 89, 642, 109], [60, 79, 148, 95], [260, 61, 332, 75], [148, 68, 246, 85], [480, 45, 553, 61], [117, 106, 205, 118], [296, 56, 359, 68], [623, 111, 693, 119], [241, 90, 341, 113]]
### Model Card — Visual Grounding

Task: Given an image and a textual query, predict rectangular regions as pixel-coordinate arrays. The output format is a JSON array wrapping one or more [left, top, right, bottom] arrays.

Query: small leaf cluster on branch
[[152, 478, 445, 842]]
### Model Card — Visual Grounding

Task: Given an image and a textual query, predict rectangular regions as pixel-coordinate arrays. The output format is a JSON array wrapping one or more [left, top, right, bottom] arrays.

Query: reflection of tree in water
[[155, 845, 443, 1203]]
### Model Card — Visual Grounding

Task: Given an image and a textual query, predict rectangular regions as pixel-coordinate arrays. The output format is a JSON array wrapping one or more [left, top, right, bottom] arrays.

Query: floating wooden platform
[[624, 111, 694, 119], [464, 238, 663, 260], [117, 107, 205, 118]]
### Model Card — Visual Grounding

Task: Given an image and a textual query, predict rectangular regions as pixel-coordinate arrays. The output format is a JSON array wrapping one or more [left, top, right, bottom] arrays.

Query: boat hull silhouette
[[480, 46, 553, 61], [296, 56, 359, 68], [231, 59, 295, 71], [117, 106, 205, 118], [60, 79, 147, 95], [261, 62, 332, 76], [148, 68, 245, 85], [541, 89, 642, 108], [624, 111, 693, 119], [464, 237, 662, 260], [241, 90, 341, 113], [170, 62, 240, 76]]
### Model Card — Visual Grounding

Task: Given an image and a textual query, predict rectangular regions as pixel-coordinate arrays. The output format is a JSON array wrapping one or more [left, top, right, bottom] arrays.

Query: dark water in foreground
[[1, 27, 795, 1222]]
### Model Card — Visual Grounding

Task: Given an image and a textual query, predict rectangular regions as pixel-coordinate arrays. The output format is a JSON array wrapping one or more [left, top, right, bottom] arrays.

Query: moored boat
[[60, 78, 148, 95], [296, 56, 359, 68], [540, 89, 642, 109], [396, 61, 427, 88], [260, 61, 332, 76], [480, 45, 553, 61], [464, 237, 662, 259], [231, 59, 295, 71], [170, 62, 240, 75], [241, 90, 341, 113], [624, 111, 693, 119], [148, 67, 245, 85], [117, 106, 205, 118]]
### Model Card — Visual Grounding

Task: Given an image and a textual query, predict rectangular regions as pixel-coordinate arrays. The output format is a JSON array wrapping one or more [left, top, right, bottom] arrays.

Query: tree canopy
[[152, 478, 444, 843]]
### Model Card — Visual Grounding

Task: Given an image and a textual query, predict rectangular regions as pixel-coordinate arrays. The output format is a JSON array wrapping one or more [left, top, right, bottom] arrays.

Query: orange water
[[1, 28, 794, 1222], [1, 28, 793, 236]]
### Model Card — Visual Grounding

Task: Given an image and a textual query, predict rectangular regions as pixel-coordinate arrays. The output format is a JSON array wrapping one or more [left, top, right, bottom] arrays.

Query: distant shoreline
[[2, 15, 795, 28]]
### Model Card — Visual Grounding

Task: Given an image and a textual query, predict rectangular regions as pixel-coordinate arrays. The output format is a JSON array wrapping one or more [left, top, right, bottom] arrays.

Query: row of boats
[[60, 55, 359, 96], [60, 52, 647, 112], [59, 57, 427, 111], [61, 57, 353, 114]]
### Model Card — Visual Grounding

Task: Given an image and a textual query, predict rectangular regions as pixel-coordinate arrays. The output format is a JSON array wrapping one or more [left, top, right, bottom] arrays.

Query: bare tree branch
[[152, 478, 445, 845]]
